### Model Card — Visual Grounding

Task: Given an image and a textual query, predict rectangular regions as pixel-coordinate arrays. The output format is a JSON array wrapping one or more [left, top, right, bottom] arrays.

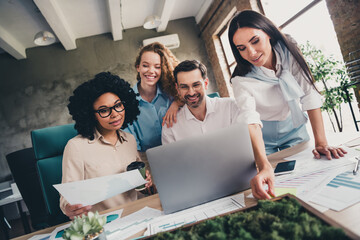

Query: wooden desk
[[12, 141, 360, 239]]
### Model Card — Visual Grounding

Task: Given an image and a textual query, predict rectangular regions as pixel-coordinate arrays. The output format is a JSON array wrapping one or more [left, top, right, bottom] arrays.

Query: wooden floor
[[1, 216, 35, 240]]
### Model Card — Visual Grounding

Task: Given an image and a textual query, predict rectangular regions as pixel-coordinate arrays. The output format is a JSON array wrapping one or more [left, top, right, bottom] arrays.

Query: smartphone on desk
[[274, 160, 296, 176]]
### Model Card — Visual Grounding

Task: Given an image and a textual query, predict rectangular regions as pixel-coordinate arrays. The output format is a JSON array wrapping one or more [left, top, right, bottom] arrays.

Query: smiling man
[[161, 60, 276, 200], [161, 60, 241, 143]]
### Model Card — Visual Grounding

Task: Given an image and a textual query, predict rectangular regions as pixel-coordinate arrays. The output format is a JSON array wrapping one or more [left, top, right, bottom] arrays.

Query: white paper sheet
[[54, 170, 147, 206], [146, 193, 245, 236], [276, 156, 355, 200], [49, 223, 71, 240], [305, 201, 329, 213], [343, 137, 360, 148], [28, 234, 51, 240], [310, 167, 360, 211], [102, 208, 124, 224], [325, 131, 360, 148], [277, 144, 360, 211], [284, 145, 359, 162], [105, 207, 162, 240]]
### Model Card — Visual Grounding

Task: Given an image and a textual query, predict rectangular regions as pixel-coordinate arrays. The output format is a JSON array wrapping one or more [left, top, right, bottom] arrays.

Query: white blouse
[[231, 48, 322, 126]]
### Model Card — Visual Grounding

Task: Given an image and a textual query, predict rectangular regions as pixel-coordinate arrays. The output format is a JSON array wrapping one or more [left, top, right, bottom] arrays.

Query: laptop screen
[[146, 123, 257, 214]]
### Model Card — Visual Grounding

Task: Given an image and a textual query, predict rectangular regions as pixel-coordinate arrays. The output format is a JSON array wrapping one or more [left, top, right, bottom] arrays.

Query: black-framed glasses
[[178, 82, 203, 92], [94, 101, 125, 118]]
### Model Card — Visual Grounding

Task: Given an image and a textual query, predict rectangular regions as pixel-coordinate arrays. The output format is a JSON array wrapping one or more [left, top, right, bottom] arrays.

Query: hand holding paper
[[54, 170, 147, 206]]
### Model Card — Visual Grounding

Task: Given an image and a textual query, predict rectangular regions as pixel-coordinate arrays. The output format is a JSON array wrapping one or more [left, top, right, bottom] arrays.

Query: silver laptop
[[146, 123, 257, 214]]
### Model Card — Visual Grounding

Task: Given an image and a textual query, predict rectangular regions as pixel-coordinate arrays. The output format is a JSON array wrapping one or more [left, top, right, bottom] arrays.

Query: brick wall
[[198, 0, 263, 97], [0, 18, 215, 182], [322, 0, 360, 108]]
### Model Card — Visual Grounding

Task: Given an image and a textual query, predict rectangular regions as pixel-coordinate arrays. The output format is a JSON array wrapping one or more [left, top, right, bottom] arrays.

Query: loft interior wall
[[0, 17, 217, 181], [324, 0, 360, 109], [197, 0, 260, 98]]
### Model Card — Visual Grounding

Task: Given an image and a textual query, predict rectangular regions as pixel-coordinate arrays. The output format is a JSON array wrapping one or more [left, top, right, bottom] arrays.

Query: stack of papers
[[310, 169, 360, 211], [146, 193, 245, 236], [276, 146, 360, 211], [105, 207, 162, 240]]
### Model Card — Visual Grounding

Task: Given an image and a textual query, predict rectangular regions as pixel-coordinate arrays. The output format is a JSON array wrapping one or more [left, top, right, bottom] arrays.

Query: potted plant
[[63, 211, 107, 240], [300, 41, 354, 132]]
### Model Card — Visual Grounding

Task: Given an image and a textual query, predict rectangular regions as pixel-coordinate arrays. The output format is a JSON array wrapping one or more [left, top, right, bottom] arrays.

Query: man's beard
[[185, 93, 204, 108]]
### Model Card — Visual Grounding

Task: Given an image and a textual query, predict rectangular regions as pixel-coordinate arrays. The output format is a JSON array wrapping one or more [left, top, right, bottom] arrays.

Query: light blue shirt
[[123, 83, 172, 152]]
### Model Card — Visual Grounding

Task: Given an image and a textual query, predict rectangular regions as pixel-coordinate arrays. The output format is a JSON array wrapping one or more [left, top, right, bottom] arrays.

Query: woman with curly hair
[[124, 42, 183, 153], [60, 72, 153, 219]]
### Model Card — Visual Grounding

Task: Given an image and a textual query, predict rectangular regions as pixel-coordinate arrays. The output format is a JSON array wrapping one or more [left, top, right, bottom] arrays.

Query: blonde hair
[[135, 42, 179, 99]]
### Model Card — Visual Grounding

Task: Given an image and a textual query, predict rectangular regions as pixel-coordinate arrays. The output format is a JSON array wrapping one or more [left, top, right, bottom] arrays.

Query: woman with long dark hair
[[228, 10, 346, 159]]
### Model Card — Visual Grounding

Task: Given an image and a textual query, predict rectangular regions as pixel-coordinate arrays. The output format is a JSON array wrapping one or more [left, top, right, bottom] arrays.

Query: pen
[[353, 157, 360, 175]]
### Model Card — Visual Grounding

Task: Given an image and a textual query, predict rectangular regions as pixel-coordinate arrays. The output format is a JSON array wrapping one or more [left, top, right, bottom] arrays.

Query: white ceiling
[[0, 0, 213, 60]]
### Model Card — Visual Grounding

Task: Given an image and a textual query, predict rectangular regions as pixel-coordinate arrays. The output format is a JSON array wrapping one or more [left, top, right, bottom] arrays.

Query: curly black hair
[[68, 72, 140, 140]]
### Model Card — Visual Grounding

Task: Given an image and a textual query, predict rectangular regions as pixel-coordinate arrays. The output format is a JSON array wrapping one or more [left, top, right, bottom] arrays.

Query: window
[[219, 25, 236, 76], [261, 0, 342, 60], [218, 0, 342, 76]]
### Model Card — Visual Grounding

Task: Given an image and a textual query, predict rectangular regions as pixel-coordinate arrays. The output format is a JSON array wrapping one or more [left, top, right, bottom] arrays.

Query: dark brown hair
[[173, 60, 207, 83], [228, 10, 316, 89], [135, 42, 179, 99]]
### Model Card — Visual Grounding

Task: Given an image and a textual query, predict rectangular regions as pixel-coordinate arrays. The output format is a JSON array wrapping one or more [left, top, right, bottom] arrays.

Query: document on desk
[[53, 170, 147, 206], [310, 168, 360, 211], [277, 145, 360, 211], [343, 136, 360, 148], [284, 145, 359, 162], [28, 234, 51, 240], [105, 206, 162, 240], [146, 193, 245, 236], [323, 131, 360, 148], [276, 163, 351, 200]]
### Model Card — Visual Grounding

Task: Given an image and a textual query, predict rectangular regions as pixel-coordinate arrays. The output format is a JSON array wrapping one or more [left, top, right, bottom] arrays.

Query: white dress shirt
[[231, 48, 322, 126], [162, 96, 242, 144]]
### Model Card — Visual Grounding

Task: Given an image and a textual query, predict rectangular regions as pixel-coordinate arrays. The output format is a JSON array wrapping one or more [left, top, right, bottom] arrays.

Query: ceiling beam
[[0, 25, 26, 59], [106, 0, 123, 41], [195, 0, 213, 24], [157, 0, 176, 32], [34, 0, 77, 50]]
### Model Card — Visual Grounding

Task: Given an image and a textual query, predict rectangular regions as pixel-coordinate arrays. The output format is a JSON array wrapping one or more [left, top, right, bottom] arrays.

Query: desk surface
[[12, 141, 360, 240]]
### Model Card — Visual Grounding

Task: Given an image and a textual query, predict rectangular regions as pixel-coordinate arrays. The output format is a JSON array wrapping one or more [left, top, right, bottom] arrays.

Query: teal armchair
[[207, 92, 220, 98], [31, 123, 78, 225]]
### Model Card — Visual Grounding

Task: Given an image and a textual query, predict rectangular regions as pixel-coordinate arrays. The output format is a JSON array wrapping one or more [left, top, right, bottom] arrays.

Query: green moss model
[[150, 198, 349, 240]]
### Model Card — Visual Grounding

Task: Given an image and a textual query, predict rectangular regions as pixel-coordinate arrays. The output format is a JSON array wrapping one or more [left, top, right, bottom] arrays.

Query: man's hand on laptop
[[250, 164, 275, 200]]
